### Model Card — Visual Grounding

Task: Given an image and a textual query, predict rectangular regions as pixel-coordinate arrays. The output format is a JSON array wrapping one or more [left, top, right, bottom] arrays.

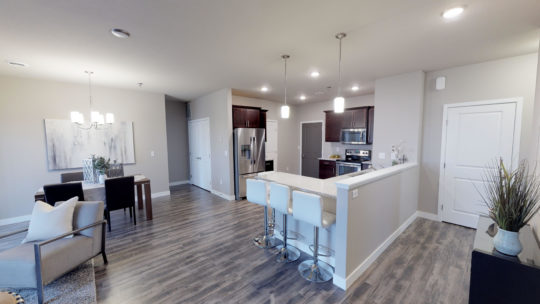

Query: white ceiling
[[0, 0, 538, 104]]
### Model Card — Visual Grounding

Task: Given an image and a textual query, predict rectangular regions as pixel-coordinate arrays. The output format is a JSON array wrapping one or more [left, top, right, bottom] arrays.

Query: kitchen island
[[253, 163, 420, 290], [256, 170, 371, 266]]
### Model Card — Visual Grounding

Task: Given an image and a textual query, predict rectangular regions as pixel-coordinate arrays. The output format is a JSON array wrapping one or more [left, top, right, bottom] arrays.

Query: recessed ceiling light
[[5, 60, 28, 67], [260, 86, 269, 92], [442, 7, 464, 19], [111, 28, 131, 39], [351, 85, 360, 91], [299, 95, 306, 100], [310, 71, 320, 78]]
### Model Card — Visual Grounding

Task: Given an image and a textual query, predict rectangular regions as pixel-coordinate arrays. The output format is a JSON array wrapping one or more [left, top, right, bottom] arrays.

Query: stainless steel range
[[336, 149, 371, 176]]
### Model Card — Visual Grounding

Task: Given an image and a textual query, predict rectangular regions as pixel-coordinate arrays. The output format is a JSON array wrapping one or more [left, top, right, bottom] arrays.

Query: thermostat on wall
[[436, 76, 446, 90]]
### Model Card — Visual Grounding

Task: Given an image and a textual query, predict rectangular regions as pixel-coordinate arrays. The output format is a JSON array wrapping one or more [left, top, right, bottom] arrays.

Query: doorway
[[188, 118, 212, 191], [266, 120, 278, 170], [438, 98, 522, 228], [301, 122, 323, 178]]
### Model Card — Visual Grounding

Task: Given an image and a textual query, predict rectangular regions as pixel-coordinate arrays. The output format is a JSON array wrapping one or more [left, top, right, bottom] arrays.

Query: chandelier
[[70, 71, 114, 128]]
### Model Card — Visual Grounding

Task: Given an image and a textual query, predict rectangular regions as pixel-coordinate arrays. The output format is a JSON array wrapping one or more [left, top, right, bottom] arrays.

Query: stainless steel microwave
[[341, 128, 367, 145]]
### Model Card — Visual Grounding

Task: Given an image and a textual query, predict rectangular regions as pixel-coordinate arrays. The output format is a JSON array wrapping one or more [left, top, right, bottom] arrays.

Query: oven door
[[336, 162, 362, 176]]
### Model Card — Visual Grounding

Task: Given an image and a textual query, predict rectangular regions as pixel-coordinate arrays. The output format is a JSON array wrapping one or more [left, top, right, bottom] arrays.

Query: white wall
[[372, 71, 425, 167], [295, 95, 375, 160], [165, 95, 189, 184], [529, 48, 540, 236], [189, 89, 234, 198], [419, 53, 539, 214], [0, 76, 170, 222], [231, 95, 299, 173]]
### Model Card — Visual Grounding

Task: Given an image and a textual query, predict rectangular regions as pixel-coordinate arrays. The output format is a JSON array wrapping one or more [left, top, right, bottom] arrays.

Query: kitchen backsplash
[[322, 142, 372, 159]]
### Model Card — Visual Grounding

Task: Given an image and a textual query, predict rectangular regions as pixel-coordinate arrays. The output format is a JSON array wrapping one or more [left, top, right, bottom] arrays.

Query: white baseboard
[[169, 180, 190, 187], [0, 214, 31, 227], [152, 191, 171, 198], [340, 211, 418, 290], [416, 211, 439, 221], [210, 189, 235, 201]]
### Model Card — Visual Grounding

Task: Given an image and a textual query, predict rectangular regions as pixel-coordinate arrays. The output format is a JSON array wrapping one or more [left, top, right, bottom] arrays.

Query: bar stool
[[269, 183, 300, 263], [292, 190, 336, 283], [246, 179, 280, 249]]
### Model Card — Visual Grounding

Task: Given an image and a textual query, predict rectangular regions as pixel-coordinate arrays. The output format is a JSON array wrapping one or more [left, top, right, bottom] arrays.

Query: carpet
[[3, 260, 96, 304]]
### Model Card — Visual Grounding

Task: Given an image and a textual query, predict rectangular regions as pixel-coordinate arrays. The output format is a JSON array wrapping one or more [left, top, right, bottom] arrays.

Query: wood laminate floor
[[0, 185, 475, 303]]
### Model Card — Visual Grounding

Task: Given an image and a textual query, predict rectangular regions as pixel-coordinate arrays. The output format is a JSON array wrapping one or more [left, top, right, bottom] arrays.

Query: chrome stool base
[[253, 235, 280, 249], [275, 245, 300, 263], [298, 260, 333, 282]]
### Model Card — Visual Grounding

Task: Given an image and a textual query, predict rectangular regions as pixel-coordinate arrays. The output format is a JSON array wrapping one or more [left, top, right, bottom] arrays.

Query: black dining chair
[[43, 182, 85, 206], [104, 176, 136, 231], [60, 171, 84, 183]]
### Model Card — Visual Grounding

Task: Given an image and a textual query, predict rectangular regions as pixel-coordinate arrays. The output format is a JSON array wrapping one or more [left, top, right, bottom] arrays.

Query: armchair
[[0, 201, 108, 304]]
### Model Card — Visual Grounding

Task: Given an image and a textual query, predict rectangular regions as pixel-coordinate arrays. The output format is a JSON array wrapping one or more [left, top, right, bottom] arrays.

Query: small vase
[[98, 174, 107, 184], [493, 228, 522, 256]]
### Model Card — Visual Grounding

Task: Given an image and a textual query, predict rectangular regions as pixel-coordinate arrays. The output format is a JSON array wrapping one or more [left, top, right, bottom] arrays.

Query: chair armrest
[[0, 228, 29, 239], [35, 219, 107, 247]]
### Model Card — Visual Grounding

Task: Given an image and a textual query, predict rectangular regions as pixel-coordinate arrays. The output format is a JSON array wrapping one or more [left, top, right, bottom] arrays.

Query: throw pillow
[[22, 196, 78, 243]]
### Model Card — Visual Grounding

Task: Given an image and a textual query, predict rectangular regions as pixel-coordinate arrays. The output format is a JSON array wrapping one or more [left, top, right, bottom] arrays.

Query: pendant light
[[71, 71, 115, 128], [280, 54, 290, 119], [333, 33, 347, 113]]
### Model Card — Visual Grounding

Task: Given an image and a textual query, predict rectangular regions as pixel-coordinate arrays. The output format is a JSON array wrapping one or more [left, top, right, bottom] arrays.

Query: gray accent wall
[[0, 76, 170, 221], [419, 53, 539, 215], [528, 48, 540, 236], [189, 89, 234, 197], [165, 95, 190, 184]]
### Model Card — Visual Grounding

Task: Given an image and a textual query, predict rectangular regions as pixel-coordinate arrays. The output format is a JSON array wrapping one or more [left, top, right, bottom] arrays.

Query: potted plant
[[480, 159, 540, 256], [93, 156, 110, 184]]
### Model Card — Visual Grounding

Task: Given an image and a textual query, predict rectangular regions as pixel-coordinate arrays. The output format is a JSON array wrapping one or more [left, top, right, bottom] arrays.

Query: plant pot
[[98, 174, 107, 184], [493, 228, 522, 256]]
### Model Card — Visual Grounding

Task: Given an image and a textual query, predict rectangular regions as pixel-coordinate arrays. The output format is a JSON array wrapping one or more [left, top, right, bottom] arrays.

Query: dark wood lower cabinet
[[319, 160, 336, 179]]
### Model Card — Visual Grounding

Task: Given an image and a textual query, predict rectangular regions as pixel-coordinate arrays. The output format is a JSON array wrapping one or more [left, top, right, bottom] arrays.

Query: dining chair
[[43, 183, 85, 206], [60, 171, 84, 183], [104, 176, 135, 231]]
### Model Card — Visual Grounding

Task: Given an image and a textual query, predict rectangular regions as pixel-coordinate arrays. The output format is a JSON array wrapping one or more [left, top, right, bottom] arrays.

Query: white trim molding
[[339, 211, 418, 289], [169, 180, 190, 187], [211, 189, 235, 201]]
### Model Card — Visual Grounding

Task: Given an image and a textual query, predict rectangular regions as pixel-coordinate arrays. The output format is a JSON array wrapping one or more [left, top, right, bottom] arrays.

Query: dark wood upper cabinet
[[324, 106, 373, 143], [367, 106, 374, 144], [325, 111, 342, 142], [232, 106, 267, 140]]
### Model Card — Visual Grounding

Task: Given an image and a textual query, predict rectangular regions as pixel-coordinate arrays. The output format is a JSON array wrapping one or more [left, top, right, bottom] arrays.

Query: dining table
[[34, 174, 153, 220]]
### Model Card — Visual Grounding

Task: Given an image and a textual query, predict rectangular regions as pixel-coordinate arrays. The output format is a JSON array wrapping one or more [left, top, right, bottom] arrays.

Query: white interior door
[[440, 100, 521, 228], [266, 120, 278, 170], [188, 118, 212, 191]]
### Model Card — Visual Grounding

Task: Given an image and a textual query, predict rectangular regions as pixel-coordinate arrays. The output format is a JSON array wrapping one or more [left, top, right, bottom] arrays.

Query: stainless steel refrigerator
[[234, 128, 266, 200]]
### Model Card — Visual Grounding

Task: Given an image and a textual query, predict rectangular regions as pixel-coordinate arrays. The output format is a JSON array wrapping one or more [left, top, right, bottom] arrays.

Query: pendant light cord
[[337, 35, 343, 97], [282, 54, 290, 106], [86, 71, 93, 111]]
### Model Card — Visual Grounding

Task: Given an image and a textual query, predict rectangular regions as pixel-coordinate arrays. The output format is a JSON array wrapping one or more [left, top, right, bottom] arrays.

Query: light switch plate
[[352, 189, 359, 198], [378, 152, 386, 159], [150, 151, 155, 157]]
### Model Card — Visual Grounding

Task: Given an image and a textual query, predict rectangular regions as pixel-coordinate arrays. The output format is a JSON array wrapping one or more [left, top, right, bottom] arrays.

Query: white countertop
[[256, 171, 355, 198]]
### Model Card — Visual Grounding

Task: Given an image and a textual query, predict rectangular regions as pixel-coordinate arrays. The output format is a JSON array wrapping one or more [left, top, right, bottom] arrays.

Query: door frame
[[299, 120, 324, 175], [266, 119, 278, 169], [188, 117, 212, 191], [437, 97, 523, 222]]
